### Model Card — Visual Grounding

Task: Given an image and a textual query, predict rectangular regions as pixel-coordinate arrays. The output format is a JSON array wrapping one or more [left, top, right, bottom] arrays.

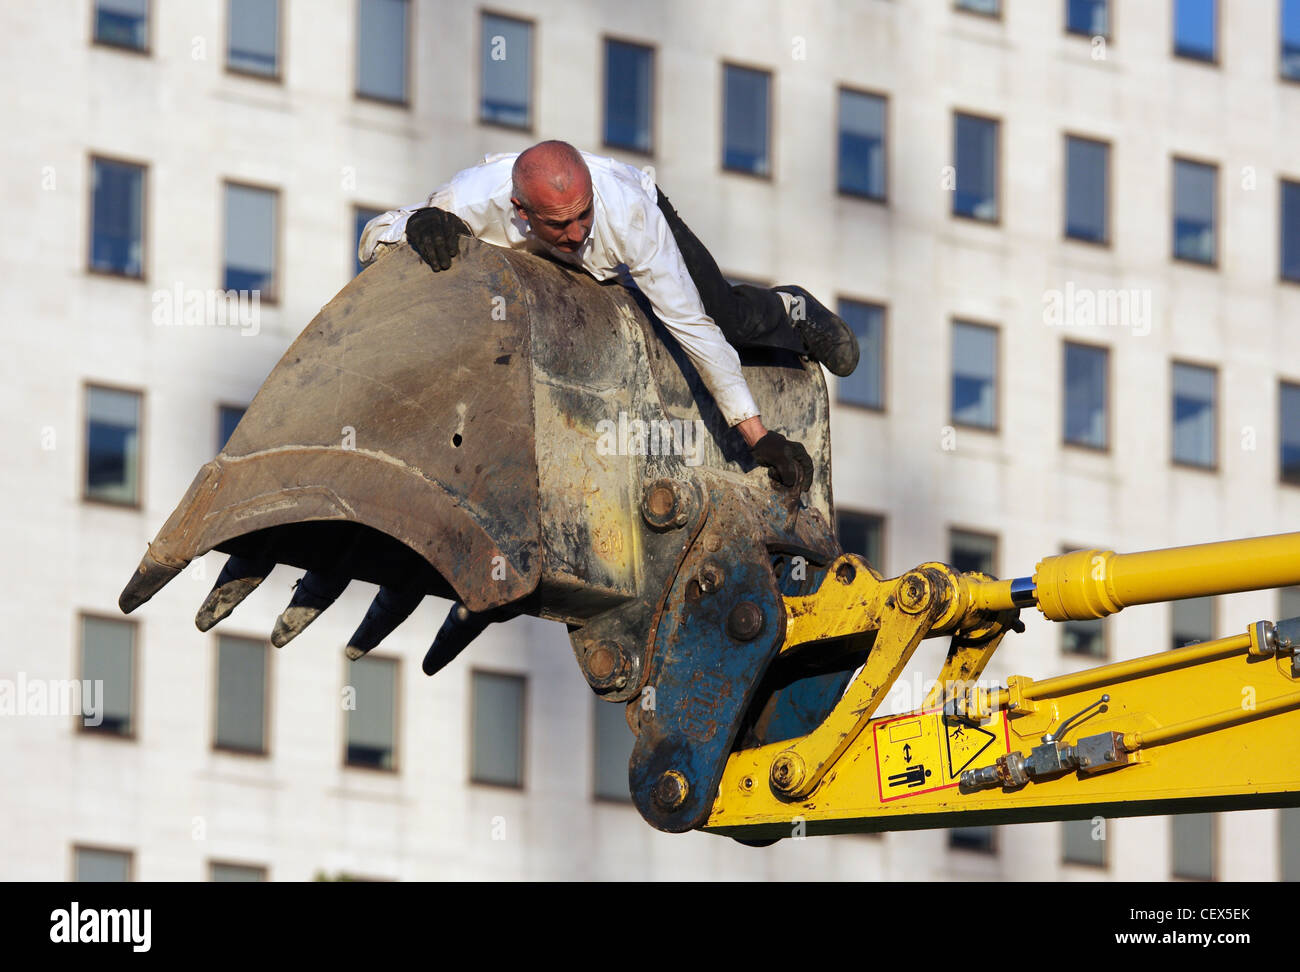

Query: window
[[89, 157, 145, 278], [344, 656, 397, 770], [1283, 808, 1300, 880], [1061, 548, 1106, 657], [356, 0, 408, 104], [604, 39, 653, 154], [471, 670, 525, 787], [1282, 179, 1300, 282], [1174, 0, 1217, 62], [224, 183, 277, 298], [228, 0, 279, 78], [951, 320, 998, 430], [956, 0, 1000, 15], [1062, 818, 1106, 866], [1282, 381, 1300, 485], [1281, 586, 1300, 622], [214, 635, 267, 754], [1171, 596, 1215, 650], [838, 89, 886, 201], [1172, 362, 1217, 468], [85, 385, 141, 506], [1065, 135, 1109, 244], [1285, 0, 1300, 80], [1173, 158, 1217, 265], [1063, 343, 1108, 449], [836, 299, 885, 409], [210, 861, 267, 881], [354, 206, 385, 276], [1171, 812, 1215, 879], [94, 0, 148, 52], [949, 826, 995, 852], [950, 529, 997, 577], [723, 65, 771, 177], [218, 405, 245, 452], [837, 511, 885, 570], [80, 615, 135, 736], [593, 697, 635, 801], [481, 13, 533, 129], [952, 113, 998, 222], [1066, 0, 1109, 36], [74, 846, 132, 882]]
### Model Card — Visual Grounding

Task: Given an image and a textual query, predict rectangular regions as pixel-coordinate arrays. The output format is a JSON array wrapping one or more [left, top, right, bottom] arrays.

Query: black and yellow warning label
[[873, 709, 1009, 801]]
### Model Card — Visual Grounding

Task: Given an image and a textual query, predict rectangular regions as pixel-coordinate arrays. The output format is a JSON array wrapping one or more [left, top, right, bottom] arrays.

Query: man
[[359, 140, 859, 491]]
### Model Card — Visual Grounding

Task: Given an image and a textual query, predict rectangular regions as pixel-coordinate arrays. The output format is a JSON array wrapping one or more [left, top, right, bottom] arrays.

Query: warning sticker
[[873, 709, 1009, 802]]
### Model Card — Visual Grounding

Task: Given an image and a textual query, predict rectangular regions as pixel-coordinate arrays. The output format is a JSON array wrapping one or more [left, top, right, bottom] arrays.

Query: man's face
[[512, 181, 594, 254]]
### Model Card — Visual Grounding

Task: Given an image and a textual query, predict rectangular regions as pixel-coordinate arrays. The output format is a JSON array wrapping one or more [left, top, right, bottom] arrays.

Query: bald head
[[510, 141, 595, 253]]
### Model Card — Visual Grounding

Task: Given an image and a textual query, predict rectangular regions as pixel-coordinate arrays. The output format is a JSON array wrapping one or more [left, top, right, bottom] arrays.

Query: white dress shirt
[[359, 152, 761, 426]]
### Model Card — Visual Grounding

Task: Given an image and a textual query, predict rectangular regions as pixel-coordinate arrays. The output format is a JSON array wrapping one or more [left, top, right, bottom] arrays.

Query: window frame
[[1062, 339, 1111, 454], [948, 826, 999, 854], [954, 0, 1002, 20], [949, 317, 1001, 433], [478, 9, 536, 132], [1282, 379, 1300, 487], [86, 153, 149, 282], [216, 402, 248, 454], [71, 843, 135, 882], [591, 696, 635, 804], [836, 508, 888, 574], [836, 85, 889, 204], [1064, 0, 1112, 40], [468, 667, 528, 790], [90, 0, 152, 56], [1058, 545, 1109, 660], [1283, 0, 1300, 83], [81, 380, 146, 510], [1170, 359, 1219, 472], [225, 0, 283, 82], [1170, 595, 1218, 650], [1170, 812, 1218, 881], [354, 0, 413, 107], [75, 611, 140, 741], [948, 526, 1000, 578], [1061, 816, 1110, 868], [600, 34, 657, 158], [211, 632, 272, 757], [221, 178, 282, 305], [1170, 155, 1220, 268], [951, 109, 1002, 226], [720, 61, 775, 181], [352, 202, 390, 276], [1063, 131, 1112, 247], [1172, 0, 1219, 66], [835, 296, 888, 413], [341, 653, 402, 774], [1281, 177, 1300, 284], [209, 859, 269, 881]]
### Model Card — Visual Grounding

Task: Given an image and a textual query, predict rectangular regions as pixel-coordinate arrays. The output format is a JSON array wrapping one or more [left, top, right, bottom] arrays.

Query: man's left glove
[[405, 207, 471, 271], [751, 431, 814, 492]]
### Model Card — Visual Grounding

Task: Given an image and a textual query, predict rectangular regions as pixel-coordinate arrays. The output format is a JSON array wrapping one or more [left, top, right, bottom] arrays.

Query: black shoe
[[775, 285, 860, 377]]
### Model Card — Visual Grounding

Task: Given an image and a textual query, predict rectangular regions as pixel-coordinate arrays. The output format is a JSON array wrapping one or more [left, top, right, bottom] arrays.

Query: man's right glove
[[750, 431, 814, 492], [405, 207, 471, 272]]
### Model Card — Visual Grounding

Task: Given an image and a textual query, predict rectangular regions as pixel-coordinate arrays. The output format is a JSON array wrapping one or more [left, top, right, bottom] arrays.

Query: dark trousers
[[655, 188, 807, 355]]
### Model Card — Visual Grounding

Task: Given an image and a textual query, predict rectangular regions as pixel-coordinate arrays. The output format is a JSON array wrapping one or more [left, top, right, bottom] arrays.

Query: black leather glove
[[405, 207, 471, 271], [751, 431, 814, 491]]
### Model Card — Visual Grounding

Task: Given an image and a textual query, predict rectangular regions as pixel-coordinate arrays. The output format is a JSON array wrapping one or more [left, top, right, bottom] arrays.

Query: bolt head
[[653, 770, 689, 811], [726, 601, 764, 641]]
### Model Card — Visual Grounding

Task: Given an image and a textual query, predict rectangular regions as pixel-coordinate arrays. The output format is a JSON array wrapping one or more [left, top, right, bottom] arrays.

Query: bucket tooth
[[119, 550, 183, 615], [344, 585, 425, 660], [195, 555, 277, 631], [422, 602, 495, 676], [270, 569, 351, 648]]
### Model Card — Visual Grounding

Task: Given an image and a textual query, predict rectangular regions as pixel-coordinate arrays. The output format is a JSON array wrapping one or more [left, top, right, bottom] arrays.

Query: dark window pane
[[723, 65, 770, 176], [86, 386, 141, 504], [357, 0, 408, 103], [1064, 343, 1108, 448], [218, 405, 245, 452], [1284, 0, 1300, 79], [211, 862, 266, 881], [354, 207, 384, 276], [75, 847, 131, 882], [604, 40, 653, 153], [1062, 618, 1105, 657], [81, 616, 134, 735], [95, 0, 148, 50], [1171, 596, 1214, 650], [956, 0, 1000, 14], [593, 697, 635, 801], [837, 300, 884, 409], [1065, 136, 1109, 243], [1283, 808, 1300, 880], [953, 114, 998, 221], [228, 0, 279, 77], [949, 826, 995, 851], [1280, 586, 1300, 623], [1173, 159, 1216, 264], [345, 656, 397, 769], [215, 635, 266, 753], [471, 671, 525, 786], [837, 511, 884, 570], [1063, 818, 1105, 865], [1067, 0, 1109, 36], [1172, 363, 1216, 467], [1171, 812, 1215, 879], [481, 14, 532, 127], [952, 321, 997, 429], [839, 90, 886, 200], [90, 158, 144, 277], [1282, 180, 1300, 282], [950, 530, 996, 576], [1174, 0, 1217, 61], [1282, 382, 1300, 484], [224, 184, 276, 295]]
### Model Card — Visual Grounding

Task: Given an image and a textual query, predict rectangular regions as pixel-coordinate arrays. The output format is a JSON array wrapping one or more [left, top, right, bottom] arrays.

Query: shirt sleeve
[[623, 198, 761, 428], [357, 185, 458, 267]]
